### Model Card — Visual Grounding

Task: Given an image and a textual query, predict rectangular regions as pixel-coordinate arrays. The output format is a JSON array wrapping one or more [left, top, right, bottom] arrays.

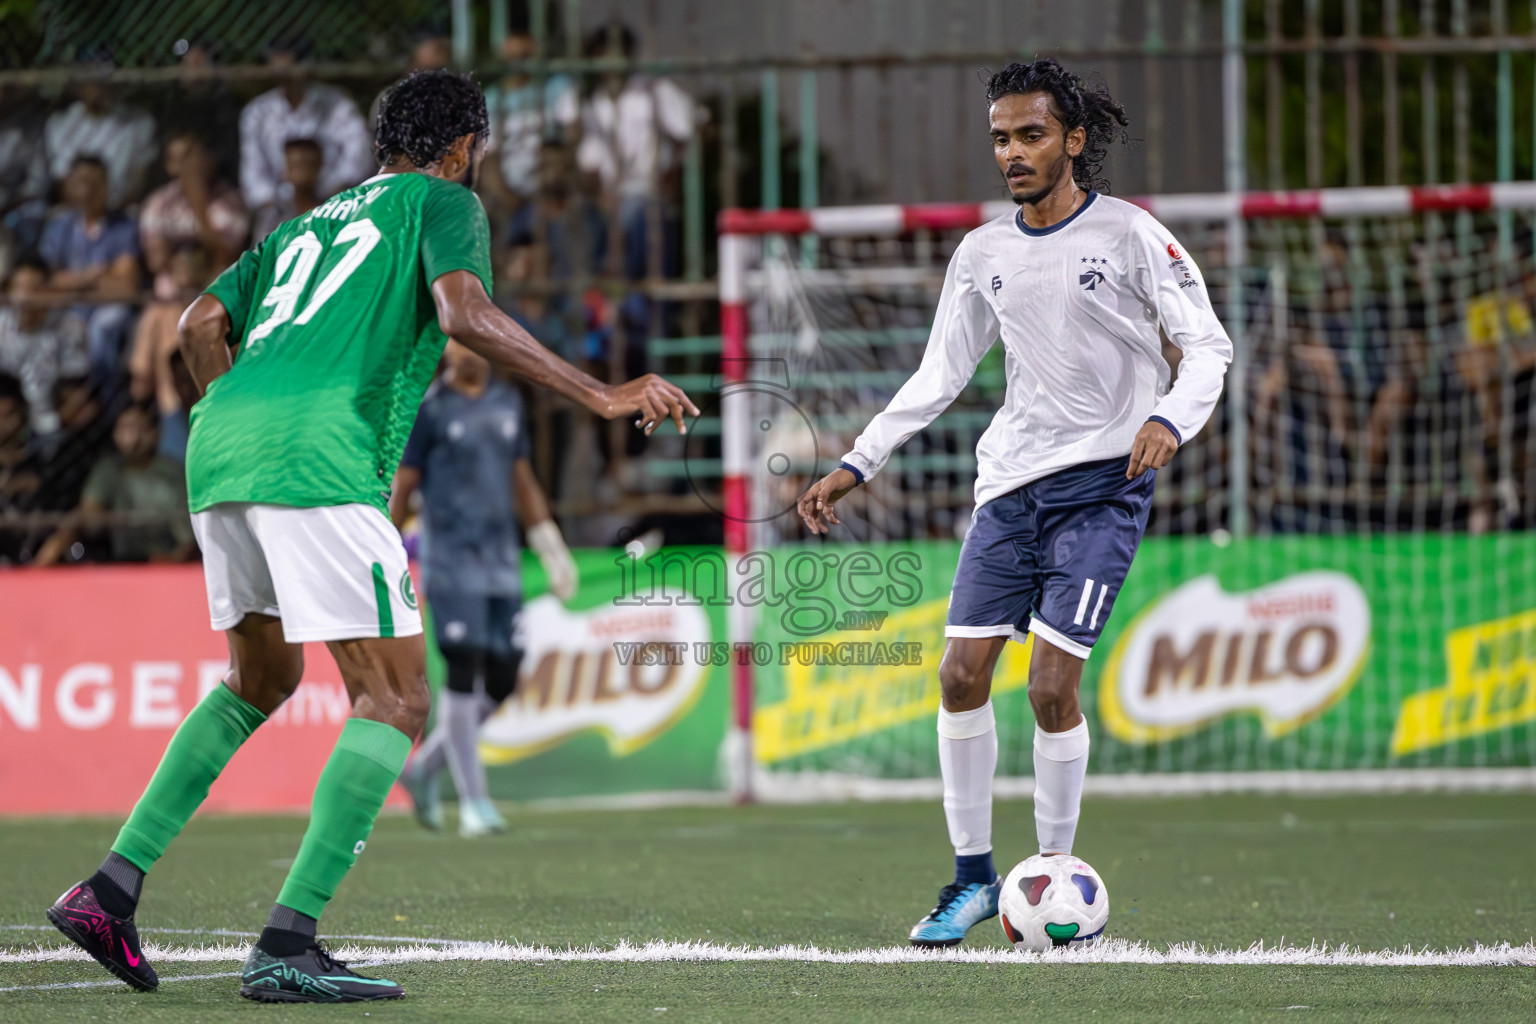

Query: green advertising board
[[750, 535, 1536, 778], [433, 535, 1536, 800], [425, 548, 732, 802]]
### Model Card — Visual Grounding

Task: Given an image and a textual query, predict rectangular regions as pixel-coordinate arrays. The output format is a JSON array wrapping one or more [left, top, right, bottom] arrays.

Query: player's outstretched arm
[[797, 466, 860, 535], [431, 271, 700, 436], [177, 294, 236, 394]]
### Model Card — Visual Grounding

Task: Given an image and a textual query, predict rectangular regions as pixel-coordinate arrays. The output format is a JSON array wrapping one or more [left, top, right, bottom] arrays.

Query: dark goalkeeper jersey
[[400, 379, 529, 596]]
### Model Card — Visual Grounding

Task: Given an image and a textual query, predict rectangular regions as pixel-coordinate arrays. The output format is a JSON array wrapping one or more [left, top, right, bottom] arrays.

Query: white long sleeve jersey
[[840, 191, 1233, 509]]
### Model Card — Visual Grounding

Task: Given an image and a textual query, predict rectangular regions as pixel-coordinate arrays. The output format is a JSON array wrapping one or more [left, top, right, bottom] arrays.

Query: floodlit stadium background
[[3, 0, 1536, 813]]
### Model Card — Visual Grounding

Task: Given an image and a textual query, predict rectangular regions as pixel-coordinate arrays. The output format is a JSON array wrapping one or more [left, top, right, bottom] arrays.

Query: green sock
[[275, 718, 412, 920], [111, 683, 267, 872]]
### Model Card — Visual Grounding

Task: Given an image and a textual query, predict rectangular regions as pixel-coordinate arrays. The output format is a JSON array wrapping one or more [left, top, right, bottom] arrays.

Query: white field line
[[0, 923, 463, 945], [0, 971, 239, 994], [4, 938, 1535, 969], [367, 768, 1536, 813], [751, 767, 1536, 805]]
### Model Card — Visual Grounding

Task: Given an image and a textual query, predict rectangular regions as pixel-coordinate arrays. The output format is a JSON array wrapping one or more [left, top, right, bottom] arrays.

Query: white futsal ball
[[998, 854, 1109, 952]]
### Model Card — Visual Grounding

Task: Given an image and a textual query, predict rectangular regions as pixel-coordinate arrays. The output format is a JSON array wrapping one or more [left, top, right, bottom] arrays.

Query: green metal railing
[[6, 0, 1536, 531]]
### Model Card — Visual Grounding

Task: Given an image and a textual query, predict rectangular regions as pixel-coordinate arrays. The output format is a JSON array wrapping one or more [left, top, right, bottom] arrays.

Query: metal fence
[[3, 1, 1536, 562]]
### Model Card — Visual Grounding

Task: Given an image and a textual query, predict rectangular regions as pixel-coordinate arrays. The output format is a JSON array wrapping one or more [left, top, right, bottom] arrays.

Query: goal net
[[717, 185, 1536, 797]]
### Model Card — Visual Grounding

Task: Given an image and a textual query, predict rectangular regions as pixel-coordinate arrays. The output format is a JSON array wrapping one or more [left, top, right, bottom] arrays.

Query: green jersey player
[[45, 70, 698, 1004]]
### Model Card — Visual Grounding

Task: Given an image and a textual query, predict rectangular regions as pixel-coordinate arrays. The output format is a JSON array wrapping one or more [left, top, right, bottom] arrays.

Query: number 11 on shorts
[[1075, 578, 1110, 631]]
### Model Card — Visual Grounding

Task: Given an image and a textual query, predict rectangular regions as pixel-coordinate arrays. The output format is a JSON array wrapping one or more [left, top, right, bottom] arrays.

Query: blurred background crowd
[[1, 0, 1534, 567], [0, 17, 713, 565]]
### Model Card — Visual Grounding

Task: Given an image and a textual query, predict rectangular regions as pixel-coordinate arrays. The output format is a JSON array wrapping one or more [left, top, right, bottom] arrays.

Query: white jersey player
[[799, 58, 1232, 948]]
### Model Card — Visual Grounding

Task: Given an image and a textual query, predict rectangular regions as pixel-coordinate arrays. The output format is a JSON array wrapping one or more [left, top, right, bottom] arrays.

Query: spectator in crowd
[[368, 35, 454, 129], [34, 375, 117, 516], [38, 156, 140, 385], [139, 131, 248, 301], [0, 373, 40, 505], [575, 23, 699, 283], [251, 138, 323, 243], [157, 39, 244, 178], [575, 22, 700, 449], [0, 83, 50, 261], [129, 244, 214, 459], [0, 257, 89, 436], [482, 29, 579, 213], [1364, 309, 1468, 493], [410, 35, 453, 72], [0, 224, 15, 288], [1454, 264, 1536, 530], [239, 41, 373, 211], [2, 88, 49, 277], [0, 373, 45, 563], [43, 60, 158, 207], [35, 401, 195, 565], [504, 141, 607, 360]]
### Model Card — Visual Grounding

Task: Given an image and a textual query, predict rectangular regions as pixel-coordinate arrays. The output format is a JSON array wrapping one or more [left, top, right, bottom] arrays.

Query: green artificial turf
[[3, 792, 1534, 1022]]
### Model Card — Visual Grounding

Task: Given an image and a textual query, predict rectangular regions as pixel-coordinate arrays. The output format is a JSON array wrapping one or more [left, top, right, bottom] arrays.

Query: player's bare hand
[[797, 467, 859, 535], [1127, 420, 1178, 479], [605, 374, 701, 435]]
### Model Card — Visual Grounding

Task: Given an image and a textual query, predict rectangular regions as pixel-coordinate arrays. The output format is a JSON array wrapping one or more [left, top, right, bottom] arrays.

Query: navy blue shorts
[[427, 589, 523, 657], [946, 458, 1154, 659]]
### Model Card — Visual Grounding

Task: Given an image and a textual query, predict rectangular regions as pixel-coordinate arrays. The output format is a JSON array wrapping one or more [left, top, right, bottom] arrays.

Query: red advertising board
[[0, 565, 405, 815]]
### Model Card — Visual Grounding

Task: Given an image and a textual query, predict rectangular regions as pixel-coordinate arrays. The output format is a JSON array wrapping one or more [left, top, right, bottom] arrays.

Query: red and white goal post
[[717, 182, 1536, 802]]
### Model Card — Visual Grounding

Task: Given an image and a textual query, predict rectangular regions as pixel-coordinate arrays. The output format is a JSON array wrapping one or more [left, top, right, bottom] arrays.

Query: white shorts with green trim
[[191, 502, 423, 643]]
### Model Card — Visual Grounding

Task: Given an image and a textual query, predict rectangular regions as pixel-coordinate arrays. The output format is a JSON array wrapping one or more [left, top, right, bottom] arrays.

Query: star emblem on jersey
[[1079, 256, 1108, 291]]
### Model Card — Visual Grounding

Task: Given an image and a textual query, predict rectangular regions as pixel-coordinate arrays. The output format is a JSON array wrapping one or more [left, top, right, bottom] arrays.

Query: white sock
[[443, 690, 490, 803], [417, 693, 498, 784], [1033, 719, 1090, 854], [938, 701, 998, 856], [413, 720, 449, 781]]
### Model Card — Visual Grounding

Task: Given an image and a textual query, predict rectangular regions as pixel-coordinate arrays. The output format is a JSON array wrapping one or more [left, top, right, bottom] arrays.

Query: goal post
[[717, 184, 1536, 801]]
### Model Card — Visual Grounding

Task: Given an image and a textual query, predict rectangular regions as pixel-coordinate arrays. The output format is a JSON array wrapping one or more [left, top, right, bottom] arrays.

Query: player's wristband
[[838, 460, 866, 485]]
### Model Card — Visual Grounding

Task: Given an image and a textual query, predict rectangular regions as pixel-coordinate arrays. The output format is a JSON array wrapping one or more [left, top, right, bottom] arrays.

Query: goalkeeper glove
[[527, 520, 578, 603]]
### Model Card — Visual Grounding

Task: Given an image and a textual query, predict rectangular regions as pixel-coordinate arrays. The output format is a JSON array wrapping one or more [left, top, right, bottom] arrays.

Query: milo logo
[[1100, 572, 1370, 743], [478, 595, 710, 762]]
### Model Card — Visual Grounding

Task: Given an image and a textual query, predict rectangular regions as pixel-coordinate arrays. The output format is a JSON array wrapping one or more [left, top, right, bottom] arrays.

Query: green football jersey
[[187, 172, 492, 514]]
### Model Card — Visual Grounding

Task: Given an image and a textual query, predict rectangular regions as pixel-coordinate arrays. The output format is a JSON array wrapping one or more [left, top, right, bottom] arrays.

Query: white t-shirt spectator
[[577, 76, 699, 200], [485, 75, 579, 198], [0, 118, 48, 212], [0, 308, 89, 436], [239, 83, 374, 209], [43, 101, 158, 207]]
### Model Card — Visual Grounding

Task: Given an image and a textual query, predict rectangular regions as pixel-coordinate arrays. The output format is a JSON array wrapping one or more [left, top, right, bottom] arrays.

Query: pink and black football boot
[[46, 880, 158, 991]]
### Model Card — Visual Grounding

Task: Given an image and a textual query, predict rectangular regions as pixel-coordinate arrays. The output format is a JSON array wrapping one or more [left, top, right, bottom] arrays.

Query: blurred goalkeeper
[[390, 340, 577, 838], [799, 58, 1232, 949]]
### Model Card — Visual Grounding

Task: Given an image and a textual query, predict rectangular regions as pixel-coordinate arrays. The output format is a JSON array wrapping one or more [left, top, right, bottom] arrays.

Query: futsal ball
[[998, 854, 1109, 952]]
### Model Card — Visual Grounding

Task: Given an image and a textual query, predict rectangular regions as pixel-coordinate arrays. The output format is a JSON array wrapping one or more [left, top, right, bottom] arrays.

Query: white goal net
[[716, 187, 1536, 796]]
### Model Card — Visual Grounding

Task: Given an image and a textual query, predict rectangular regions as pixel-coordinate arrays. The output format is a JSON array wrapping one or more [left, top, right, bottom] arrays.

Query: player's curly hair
[[374, 68, 489, 169], [984, 58, 1129, 193]]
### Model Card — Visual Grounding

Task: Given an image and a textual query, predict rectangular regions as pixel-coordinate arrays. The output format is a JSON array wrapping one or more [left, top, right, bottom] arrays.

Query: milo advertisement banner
[[748, 535, 1536, 777], [7, 535, 1532, 816], [474, 548, 729, 801]]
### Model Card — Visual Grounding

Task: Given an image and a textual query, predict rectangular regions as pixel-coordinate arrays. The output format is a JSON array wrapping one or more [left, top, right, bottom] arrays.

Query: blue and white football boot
[[908, 878, 1002, 948]]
